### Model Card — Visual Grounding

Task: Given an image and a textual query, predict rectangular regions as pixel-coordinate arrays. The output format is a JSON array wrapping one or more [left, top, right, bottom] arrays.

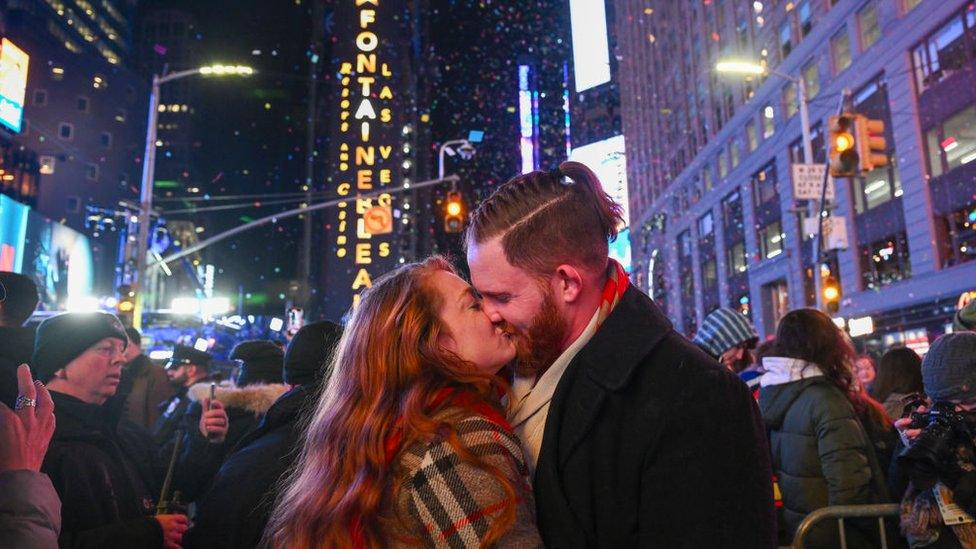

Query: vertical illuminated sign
[[518, 64, 539, 174], [0, 38, 29, 133], [323, 0, 402, 320], [562, 62, 572, 158]]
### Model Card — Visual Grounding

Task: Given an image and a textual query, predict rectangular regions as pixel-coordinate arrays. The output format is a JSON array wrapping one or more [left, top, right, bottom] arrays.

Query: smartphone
[[208, 382, 216, 411]]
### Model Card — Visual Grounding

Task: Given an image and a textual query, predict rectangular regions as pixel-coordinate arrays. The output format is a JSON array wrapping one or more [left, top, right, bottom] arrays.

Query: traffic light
[[444, 191, 465, 233], [828, 114, 859, 177], [855, 115, 888, 173], [117, 284, 136, 324], [822, 273, 840, 314]]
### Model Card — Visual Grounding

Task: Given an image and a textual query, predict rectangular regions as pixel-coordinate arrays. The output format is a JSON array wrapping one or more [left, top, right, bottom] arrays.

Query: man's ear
[[553, 264, 584, 305]]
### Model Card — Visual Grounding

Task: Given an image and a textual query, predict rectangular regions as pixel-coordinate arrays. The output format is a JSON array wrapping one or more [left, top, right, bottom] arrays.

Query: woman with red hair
[[264, 257, 541, 548]]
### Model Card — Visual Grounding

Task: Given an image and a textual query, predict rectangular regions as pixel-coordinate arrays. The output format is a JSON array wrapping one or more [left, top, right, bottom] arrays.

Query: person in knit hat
[[693, 307, 760, 375], [30, 312, 191, 548], [229, 339, 284, 387], [183, 321, 342, 548], [895, 332, 976, 547], [955, 298, 976, 333]]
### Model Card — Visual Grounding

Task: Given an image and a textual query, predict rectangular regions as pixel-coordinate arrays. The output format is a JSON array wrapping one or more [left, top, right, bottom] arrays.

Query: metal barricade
[[791, 504, 901, 549]]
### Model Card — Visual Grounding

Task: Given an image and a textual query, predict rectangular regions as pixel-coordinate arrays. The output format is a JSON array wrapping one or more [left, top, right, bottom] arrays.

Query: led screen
[[569, 0, 611, 92], [569, 134, 631, 271], [0, 38, 29, 133]]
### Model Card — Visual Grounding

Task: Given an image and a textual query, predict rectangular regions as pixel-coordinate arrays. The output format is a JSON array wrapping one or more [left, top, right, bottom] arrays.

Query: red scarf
[[596, 259, 629, 330], [351, 388, 509, 547]]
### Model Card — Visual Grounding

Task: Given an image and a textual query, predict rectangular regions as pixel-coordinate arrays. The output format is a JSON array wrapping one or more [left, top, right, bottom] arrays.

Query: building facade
[[4, 0, 147, 299], [619, 0, 976, 354]]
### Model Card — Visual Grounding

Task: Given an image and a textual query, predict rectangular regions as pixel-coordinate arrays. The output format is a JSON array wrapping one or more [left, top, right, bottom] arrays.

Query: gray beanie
[[922, 332, 976, 403], [693, 307, 759, 358]]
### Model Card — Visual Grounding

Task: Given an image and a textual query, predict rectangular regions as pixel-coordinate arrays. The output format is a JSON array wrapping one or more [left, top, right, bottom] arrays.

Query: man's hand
[[199, 398, 228, 444], [894, 405, 927, 447], [0, 364, 56, 472], [155, 513, 189, 549]]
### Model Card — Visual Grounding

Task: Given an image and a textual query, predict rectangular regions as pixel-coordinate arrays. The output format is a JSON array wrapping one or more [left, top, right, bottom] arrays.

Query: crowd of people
[[2, 162, 976, 548]]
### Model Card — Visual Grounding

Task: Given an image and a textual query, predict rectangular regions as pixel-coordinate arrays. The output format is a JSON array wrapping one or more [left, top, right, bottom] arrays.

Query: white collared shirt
[[509, 308, 601, 476]]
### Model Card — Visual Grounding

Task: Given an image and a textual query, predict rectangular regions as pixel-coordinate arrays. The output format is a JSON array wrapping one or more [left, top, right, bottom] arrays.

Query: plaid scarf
[[596, 259, 629, 330], [351, 388, 511, 547]]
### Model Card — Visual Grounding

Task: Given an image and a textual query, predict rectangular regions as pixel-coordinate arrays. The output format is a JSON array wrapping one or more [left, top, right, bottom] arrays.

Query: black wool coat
[[183, 386, 312, 549], [42, 391, 164, 548], [533, 286, 777, 548]]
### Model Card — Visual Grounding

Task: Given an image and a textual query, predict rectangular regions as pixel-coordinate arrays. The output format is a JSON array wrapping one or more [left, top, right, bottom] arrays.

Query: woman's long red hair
[[263, 257, 516, 548]]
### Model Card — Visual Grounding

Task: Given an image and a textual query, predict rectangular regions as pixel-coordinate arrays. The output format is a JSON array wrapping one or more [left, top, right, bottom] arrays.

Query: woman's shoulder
[[399, 411, 524, 475]]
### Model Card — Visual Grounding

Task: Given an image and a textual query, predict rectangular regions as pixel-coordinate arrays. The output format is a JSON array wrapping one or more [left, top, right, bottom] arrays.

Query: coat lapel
[[545, 287, 673, 468]]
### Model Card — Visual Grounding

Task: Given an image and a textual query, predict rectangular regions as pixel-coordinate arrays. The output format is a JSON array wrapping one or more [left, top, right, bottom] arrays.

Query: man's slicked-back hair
[[466, 161, 624, 276]]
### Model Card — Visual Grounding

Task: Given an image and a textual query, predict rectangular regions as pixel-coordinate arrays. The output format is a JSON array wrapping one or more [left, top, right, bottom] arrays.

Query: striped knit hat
[[693, 307, 759, 359]]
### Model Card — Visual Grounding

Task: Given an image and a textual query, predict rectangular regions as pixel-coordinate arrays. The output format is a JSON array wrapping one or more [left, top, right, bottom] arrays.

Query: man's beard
[[513, 289, 569, 378]]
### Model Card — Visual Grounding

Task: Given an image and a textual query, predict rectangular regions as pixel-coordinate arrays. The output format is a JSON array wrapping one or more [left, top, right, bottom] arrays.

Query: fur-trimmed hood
[[186, 381, 289, 416]]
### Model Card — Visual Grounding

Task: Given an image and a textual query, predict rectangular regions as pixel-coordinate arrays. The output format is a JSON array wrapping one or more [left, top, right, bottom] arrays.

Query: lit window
[[803, 62, 820, 98], [758, 220, 785, 259], [858, 1, 881, 50], [860, 233, 912, 290], [747, 121, 758, 151], [730, 141, 740, 168], [39, 156, 56, 175], [911, 6, 972, 92], [797, 1, 813, 38], [831, 27, 852, 73], [783, 82, 798, 118], [926, 105, 976, 178], [762, 104, 775, 138], [51, 66, 65, 80]]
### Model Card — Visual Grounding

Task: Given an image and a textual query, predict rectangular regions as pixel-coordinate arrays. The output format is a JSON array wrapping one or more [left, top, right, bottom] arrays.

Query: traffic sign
[[792, 163, 835, 201], [363, 205, 393, 235]]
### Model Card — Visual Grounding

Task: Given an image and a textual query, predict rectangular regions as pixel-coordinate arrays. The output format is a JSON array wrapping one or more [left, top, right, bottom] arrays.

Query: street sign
[[804, 216, 849, 251], [792, 164, 835, 201], [363, 205, 393, 235]]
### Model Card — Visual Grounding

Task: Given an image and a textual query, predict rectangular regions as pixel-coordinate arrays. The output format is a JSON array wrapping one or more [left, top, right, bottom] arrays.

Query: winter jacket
[[122, 354, 175, 430], [151, 385, 192, 450], [0, 470, 61, 549], [385, 413, 542, 547], [533, 286, 777, 548], [41, 391, 164, 548], [183, 385, 311, 549], [759, 357, 889, 548], [0, 325, 35, 408], [173, 381, 289, 502]]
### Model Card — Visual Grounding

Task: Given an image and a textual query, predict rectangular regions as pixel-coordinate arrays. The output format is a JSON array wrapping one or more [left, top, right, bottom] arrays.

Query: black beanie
[[31, 312, 128, 382], [231, 340, 284, 386], [283, 321, 342, 387]]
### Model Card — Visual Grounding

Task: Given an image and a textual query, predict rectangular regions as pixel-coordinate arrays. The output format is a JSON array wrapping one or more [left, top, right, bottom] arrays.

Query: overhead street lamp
[[438, 138, 477, 181], [132, 64, 255, 329]]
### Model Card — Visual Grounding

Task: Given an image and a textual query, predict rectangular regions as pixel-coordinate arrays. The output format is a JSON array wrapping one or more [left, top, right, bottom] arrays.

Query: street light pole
[[132, 74, 161, 330], [131, 65, 254, 329]]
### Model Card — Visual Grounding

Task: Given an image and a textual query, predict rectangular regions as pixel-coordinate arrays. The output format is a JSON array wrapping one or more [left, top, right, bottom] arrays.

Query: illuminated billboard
[[569, 134, 631, 271], [0, 38, 29, 133], [569, 0, 611, 92], [0, 195, 93, 309]]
